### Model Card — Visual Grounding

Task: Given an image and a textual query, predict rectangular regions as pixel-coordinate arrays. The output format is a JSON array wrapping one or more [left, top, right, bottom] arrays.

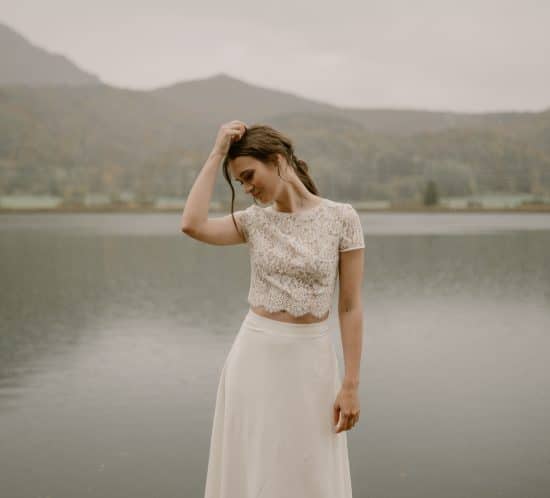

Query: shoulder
[[233, 203, 262, 235], [329, 200, 364, 251], [341, 202, 361, 220], [234, 203, 261, 219], [322, 198, 357, 219]]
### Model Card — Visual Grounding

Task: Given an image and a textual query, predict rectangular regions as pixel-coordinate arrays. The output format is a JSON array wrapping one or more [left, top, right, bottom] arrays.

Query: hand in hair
[[212, 120, 248, 156]]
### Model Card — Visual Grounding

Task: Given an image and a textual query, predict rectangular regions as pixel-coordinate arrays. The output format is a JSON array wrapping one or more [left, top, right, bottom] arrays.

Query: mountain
[[0, 22, 102, 86], [2, 77, 549, 202], [0, 23, 549, 202], [151, 73, 340, 127]]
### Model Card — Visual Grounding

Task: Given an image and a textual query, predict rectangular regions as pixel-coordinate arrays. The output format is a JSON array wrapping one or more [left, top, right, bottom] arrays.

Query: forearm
[[180, 150, 225, 230], [338, 306, 363, 389]]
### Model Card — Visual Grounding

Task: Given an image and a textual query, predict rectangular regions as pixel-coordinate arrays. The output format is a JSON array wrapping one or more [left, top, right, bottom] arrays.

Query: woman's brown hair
[[221, 124, 320, 239]]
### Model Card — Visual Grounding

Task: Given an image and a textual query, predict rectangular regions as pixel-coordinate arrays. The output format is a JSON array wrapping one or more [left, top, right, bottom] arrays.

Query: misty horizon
[[1, 0, 549, 113]]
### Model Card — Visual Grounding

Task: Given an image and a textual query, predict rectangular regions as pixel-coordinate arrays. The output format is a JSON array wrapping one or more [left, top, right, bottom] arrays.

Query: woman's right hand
[[212, 120, 248, 156]]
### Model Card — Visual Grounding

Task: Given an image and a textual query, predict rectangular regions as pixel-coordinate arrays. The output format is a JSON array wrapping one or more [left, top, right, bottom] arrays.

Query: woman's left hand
[[333, 386, 360, 433]]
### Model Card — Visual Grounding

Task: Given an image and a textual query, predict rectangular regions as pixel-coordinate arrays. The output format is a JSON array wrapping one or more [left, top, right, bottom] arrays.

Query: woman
[[181, 120, 365, 498]]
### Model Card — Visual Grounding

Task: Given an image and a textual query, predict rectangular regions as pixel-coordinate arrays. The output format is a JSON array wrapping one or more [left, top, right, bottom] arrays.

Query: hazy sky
[[3, 0, 549, 112]]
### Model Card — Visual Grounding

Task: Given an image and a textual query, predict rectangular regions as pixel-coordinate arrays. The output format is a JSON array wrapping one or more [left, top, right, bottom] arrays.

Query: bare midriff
[[250, 305, 329, 324]]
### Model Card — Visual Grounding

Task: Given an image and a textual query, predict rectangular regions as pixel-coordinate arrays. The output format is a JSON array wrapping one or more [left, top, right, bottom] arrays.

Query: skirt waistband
[[242, 308, 330, 337]]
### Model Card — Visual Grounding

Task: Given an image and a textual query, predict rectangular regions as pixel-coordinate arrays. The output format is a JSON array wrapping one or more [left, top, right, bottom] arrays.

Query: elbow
[[338, 306, 356, 315], [181, 214, 201, 234], [180, 214, 198, 233], [180, 214, 192, 233], [338, 299, 362, 314]]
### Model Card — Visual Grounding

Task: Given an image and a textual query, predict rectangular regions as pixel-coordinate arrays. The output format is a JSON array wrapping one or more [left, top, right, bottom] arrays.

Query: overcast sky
[[3, 0, 549, 112]]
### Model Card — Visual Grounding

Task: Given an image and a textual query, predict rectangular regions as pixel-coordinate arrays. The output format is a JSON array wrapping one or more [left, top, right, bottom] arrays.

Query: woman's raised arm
[[180, 120, 248, 245]]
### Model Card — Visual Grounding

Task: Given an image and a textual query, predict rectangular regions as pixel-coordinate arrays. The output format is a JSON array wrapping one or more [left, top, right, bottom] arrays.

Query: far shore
[[2, 204, 550, 214]]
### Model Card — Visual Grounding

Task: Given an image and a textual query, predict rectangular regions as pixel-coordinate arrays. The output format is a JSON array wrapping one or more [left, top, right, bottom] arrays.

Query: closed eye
[[236, 172, 253, 184]]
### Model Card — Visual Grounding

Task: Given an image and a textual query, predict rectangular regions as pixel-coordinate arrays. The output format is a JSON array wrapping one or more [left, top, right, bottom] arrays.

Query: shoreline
[[1, 204, 550, 214]]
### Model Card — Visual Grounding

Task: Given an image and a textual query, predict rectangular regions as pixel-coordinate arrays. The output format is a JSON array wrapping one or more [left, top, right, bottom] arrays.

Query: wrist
[[209, 149, 225, 160], [342, 377, 359, 390]]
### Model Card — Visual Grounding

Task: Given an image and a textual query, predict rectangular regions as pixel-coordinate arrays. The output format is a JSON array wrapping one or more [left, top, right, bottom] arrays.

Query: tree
[[423, 180, 439, 206]]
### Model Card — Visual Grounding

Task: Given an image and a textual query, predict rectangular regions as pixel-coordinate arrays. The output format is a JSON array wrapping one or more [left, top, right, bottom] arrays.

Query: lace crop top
[[233, 197, 365, 318]]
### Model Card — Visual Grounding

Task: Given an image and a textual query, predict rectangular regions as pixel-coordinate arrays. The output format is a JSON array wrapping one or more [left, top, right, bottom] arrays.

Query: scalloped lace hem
[[248, 298, 330, 319]]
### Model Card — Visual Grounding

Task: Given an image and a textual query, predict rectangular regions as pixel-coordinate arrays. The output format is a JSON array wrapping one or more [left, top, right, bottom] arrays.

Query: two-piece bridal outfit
[[203, 197, 365, 498]]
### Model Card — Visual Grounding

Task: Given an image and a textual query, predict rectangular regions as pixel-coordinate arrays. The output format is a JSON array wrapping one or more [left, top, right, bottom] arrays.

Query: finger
[[334, 411, 343, 433], [229, 130, 242, 141], [333, 405, 340, 426], [229, 121, 247, 131], [224, 123, 242, 133], [341, 415, 349, 431], [230, 127, 246, 139], [343, 413, 354, 431], [336, 413, 350, 433]]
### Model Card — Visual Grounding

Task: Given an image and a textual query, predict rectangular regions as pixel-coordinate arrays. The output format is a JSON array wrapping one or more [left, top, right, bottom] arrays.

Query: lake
[[1, 212, 549, 498]]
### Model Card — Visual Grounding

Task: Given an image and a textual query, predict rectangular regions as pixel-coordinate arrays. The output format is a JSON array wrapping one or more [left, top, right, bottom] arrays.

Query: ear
[[272, 154, 282, 173], [277, 153, 291, 171]]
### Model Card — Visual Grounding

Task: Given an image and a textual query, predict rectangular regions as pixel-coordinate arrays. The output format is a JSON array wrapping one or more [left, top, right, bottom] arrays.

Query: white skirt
[[204, 308, 353, 498]]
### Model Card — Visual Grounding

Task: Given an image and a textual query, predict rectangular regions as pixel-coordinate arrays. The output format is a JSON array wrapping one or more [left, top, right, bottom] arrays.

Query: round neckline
[[266, 197, 326, 216]]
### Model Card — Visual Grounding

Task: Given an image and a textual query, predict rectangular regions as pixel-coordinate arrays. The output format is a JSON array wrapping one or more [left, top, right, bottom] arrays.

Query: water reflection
[[0, 212, 549, 498]]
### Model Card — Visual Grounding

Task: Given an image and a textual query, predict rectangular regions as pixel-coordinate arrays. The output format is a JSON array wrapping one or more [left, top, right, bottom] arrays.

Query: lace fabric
[[233, 197, 365, 318]]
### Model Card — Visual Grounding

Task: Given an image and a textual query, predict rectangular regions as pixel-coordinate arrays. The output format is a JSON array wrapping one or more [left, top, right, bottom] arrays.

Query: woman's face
[[230, 155, 281, 203]]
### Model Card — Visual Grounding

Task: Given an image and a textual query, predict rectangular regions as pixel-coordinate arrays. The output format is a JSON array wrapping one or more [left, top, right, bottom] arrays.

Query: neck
[[272, 191, 320, 213]]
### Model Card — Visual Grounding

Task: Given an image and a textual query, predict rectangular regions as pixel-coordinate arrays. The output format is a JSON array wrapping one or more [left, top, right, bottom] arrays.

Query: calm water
[[1, 212, 549, 498]]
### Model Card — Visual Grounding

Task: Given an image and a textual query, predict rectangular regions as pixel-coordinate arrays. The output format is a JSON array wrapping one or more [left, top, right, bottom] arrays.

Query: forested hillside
[[1, 77, 549, 204]]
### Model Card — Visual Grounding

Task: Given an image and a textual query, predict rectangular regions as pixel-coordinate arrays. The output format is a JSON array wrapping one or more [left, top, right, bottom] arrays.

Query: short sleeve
[[233, 205, 254, 242], [339, 203, 365, 252]]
